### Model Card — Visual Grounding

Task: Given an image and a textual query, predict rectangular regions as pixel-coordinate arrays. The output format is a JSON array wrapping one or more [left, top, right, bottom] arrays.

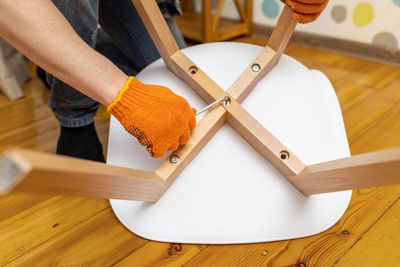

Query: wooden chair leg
[[202, 0, 213, 42], [0, 149, 167, 201], [290, 147, 400, 195]]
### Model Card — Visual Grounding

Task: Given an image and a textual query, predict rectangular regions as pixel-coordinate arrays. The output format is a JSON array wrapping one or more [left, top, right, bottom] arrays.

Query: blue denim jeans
[[47, 0, 186, 127]]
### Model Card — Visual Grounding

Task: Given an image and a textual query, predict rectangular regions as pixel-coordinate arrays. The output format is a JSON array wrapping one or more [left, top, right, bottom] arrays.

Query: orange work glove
[[281, 0, 329, 24], [108, 77, 196, 158]]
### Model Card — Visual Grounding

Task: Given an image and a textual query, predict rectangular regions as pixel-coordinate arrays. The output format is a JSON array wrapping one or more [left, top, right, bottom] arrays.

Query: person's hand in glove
[[281, 0, 329, 24], [108, 77, 196, 158]]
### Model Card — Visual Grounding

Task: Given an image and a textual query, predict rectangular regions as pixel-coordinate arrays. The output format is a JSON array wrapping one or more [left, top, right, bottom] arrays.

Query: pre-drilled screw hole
[[280, 150, 290, 160], [189, 66, 198, 75]]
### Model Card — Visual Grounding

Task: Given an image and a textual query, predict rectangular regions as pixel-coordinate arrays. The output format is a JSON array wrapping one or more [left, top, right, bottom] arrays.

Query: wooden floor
[[1, 36, 400, 266]]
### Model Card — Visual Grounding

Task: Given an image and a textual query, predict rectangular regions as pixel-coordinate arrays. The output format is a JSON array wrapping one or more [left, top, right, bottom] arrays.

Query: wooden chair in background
[[176, 0, 253, 42], [0, 38, 28, 101]]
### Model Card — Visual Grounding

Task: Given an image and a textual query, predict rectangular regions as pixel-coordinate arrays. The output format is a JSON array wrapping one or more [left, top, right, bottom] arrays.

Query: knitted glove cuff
[[107, 77, 152, 118]]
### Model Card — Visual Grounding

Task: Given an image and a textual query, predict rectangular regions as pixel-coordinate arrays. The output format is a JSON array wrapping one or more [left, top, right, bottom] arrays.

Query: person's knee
[[51, 0, 100, 46]]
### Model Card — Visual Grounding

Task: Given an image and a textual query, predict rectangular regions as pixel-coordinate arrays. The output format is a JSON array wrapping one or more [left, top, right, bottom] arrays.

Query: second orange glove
[[281, 0, 329, 24], [108, 77, 196, 158]]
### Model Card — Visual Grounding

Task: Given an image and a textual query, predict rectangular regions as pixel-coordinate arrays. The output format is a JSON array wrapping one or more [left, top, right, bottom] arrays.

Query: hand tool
[[196, 96, 230, 116]]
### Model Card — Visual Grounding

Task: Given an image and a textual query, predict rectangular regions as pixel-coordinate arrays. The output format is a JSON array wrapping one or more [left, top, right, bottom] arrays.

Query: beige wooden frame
[[1, 1, 400, 201], [176, 0, 252, 43]]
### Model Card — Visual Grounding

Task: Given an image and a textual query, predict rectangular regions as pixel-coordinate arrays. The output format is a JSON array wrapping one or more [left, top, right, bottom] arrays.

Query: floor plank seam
[[348, 101, 400, 147], [4, 205, 110, 265], [0, 116, 57, 143], [332, 196, 400, 266], [110, 240, 151, 266], [0, 196, 64, 230], [180, 244, 210, 267], [347, 108, 394, 147]]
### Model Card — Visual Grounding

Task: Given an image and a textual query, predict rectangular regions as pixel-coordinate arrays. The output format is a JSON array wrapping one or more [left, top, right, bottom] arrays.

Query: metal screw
[[251, 63, 261, 72], [223, 96, 231, 106], [169, 155, 180, 164]]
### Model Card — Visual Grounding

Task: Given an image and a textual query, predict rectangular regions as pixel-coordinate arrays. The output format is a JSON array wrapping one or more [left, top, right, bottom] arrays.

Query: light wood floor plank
[[0, 196, 108, 265], [115, 242, 207, 267], [182, 187, 400, 267], [6, 208, 148, 266], [334, 198, 400, 266]]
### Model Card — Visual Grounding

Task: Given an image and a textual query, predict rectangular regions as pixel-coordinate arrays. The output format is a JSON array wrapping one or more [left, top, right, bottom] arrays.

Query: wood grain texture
[[291, 147, 400, 194], [0, 148, 167, 201], [0, 196, 108, 265], [183, 187, 400, 266], [169, 6, 306, 179], [156, 105, 226, 181], [1, 37, 400, 265], [244, 0, 253, 34], [111, 40, 400, 266], [133, 0, 302, 185], [141, 2, 305, 183], [7, 208, 148, 266], [233, 0, 248, 24], [175, 0, 253, 43], [212, 0, 226, 32], [267, 5, 296, 55], [335, 197, 400, 266], [224, 102, 306, 177], [202, 0, 213, 42], [168, 50, 306, 178], [115, 242, 207, 266], [227, 46, 278, 103], [175, 10, 251, 42], [0, 0, 303, 201]]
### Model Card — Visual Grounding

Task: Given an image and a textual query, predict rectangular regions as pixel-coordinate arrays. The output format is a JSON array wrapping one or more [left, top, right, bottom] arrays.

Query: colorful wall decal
[[262, 0, 280, 19], [202, 0, 400, 50], [331, 5, 347, 23], [352, 2, 374, 27], [372, 32, 398, 49]]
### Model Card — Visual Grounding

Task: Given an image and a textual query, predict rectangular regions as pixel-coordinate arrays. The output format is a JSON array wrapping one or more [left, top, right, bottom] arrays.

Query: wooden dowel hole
[[189, 66, 198, 75], [280, 150, 290, 160]]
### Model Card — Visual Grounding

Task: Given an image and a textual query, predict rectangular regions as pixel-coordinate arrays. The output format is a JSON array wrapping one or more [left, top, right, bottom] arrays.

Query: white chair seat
[[107, 42, 351, 244]]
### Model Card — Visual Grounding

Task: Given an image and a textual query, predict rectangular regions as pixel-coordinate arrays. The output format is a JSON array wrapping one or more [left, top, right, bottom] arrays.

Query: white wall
[[204, 0, 400, 50]]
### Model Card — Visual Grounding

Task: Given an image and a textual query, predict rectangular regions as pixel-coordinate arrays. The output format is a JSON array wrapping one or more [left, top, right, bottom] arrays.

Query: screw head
[[169, 155, 180, 164], [251, 63, 261, 72], [223, 96, 231, 106]]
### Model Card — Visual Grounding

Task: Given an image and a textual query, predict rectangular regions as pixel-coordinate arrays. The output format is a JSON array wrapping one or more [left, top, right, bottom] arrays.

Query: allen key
[[196, 96, 231, 116]]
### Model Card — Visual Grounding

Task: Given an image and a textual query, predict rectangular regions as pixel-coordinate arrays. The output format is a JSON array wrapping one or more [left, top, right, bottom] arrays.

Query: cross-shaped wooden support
[[1, 0, 400, 202]]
